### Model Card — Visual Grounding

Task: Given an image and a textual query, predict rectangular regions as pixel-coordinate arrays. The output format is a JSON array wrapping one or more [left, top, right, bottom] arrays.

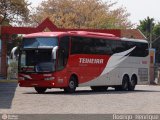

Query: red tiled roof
[[121, 29, 146, 39]]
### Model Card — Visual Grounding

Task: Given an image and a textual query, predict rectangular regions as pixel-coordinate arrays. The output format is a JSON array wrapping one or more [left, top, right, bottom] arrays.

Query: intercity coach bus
[[18, 31, 149, 93]]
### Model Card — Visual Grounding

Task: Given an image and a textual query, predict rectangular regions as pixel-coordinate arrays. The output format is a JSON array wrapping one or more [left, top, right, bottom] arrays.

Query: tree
[[137, 17, 160, 41], [29, 0, 133, 29], [153, 22, 160, 39], [0, 0, 30, 25], [137, 16, 155, 48], [152, 23, 160, 63], [137, 16, 155, 39], [138, 17, 160, 62]]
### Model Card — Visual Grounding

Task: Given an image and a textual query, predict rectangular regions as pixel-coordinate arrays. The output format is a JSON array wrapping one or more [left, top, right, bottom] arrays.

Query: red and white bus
[[18, 31, 149, 93]]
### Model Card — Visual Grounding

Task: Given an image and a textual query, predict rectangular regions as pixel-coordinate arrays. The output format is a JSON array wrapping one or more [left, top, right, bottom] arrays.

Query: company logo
[[1, 114, 18, 120], [2, 114, 8, 120], [79, 58, 104, 64]]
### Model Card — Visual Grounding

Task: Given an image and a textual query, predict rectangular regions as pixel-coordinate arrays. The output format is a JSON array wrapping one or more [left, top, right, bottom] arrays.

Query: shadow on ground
[[23, 88, 160, 96], [0, 82, 17, 109]]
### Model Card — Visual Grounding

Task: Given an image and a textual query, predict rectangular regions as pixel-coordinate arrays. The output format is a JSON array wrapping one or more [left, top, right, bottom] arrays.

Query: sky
[[28, 0, 160, 25]]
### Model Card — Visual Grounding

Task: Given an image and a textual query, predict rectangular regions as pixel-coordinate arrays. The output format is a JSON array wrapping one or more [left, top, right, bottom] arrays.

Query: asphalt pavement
[[0, 82, 160, 114]]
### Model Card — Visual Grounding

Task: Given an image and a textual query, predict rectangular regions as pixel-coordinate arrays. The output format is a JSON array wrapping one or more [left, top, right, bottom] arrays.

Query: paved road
[[0, 83, 160, 114]]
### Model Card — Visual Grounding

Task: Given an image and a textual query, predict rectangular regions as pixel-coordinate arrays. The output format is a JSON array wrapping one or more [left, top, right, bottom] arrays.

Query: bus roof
[[24, 32, 68, 38], [68, 31, 116, 37], [24, 31, 148, 43], [24, 31, 119, 39]]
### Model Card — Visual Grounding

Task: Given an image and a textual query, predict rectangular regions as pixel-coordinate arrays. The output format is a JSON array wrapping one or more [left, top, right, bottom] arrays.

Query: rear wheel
[[122, 76, 129, 91], [128, 76, 137, 91], [115, 76, 129, 91], [64, 76, 77, 93], [91, 86, 108, 92], [34, 87, 47, 94]]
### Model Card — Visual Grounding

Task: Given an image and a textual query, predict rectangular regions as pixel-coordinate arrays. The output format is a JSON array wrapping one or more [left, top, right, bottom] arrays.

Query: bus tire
[[128, 75, 137, 91], [64, 76, 77, 93], [90, 86, 108, 92], [34, 87, 47, 94], [122, 75, 129, 91]]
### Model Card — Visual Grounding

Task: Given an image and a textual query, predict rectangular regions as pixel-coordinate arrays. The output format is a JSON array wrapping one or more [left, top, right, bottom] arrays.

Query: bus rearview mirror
[[52, 46, 58, 59]]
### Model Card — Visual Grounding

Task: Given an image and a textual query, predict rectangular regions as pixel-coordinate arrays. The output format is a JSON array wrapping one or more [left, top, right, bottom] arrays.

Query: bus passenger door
[[56, 36, 70, 86]]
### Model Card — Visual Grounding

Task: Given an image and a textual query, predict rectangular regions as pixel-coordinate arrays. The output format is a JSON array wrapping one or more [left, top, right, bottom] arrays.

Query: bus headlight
[[44, 77, 55, 81]]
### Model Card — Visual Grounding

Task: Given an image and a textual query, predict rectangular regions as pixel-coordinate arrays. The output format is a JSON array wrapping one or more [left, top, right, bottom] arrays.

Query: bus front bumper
[[18, 80, 55, 88]]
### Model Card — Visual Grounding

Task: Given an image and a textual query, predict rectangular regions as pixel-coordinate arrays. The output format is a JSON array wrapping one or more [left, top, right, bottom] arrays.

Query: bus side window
[[57, 36, 69, 70]]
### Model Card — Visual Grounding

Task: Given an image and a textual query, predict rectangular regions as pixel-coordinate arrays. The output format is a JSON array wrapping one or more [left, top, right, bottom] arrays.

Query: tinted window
[[130, 42, 148, 57], [57, 36, 69, 70], [71, 37, 113, 55], [71, 37, 94, 54], [111, 41, 149, 57], [71, 36, 148, 57], [95, 39, 113, 55]]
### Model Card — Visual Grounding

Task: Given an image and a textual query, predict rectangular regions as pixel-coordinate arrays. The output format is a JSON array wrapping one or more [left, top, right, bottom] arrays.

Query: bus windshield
[[19, 37, 58, 73], [19, 49, 56, 73], [22, 37, 58, 49]]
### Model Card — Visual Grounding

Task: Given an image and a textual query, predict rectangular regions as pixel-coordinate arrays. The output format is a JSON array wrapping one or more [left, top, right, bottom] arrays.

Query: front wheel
[[64, 76, 77, 93], [34, 87, 47, 94]]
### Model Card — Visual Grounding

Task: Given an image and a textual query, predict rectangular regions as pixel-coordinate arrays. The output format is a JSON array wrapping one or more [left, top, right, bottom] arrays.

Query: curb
[[0, 80, 18, 83]]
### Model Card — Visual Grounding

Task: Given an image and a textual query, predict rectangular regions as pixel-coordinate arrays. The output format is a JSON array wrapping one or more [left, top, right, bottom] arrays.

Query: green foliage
[[138, 17, 160, 41], [137, 16, 155, 39], [138, 17, 160, 63], [153, 23, 160, 39]]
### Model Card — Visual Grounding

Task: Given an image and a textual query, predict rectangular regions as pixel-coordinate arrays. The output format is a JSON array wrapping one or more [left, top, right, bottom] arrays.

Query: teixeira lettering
[[79, 58, 104, 64]]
